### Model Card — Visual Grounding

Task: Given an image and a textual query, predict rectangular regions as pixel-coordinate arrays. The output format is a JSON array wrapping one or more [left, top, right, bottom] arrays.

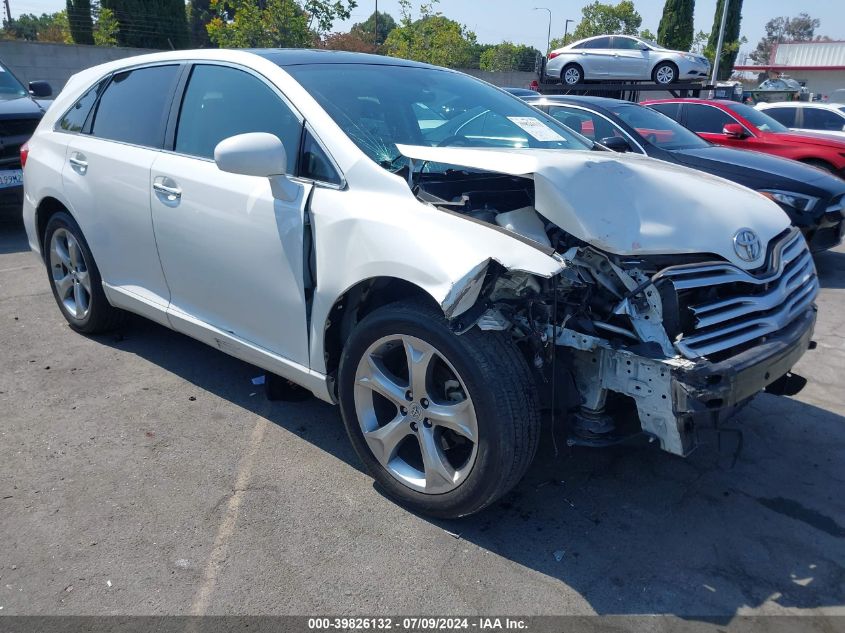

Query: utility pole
[[533, 7, 552, 55], [374, 0, 378, 46], [4, 0, 11, 25], [711, 0, 730, 84], [563, 19, 574, 45]]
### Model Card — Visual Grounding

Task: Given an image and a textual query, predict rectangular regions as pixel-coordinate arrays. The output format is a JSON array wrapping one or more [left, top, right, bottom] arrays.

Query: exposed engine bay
[[412, 169, 817, 456]]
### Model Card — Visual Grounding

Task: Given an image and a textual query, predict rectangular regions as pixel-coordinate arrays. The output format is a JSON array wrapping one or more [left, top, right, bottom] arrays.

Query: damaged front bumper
[[560, 306, 816, 456]]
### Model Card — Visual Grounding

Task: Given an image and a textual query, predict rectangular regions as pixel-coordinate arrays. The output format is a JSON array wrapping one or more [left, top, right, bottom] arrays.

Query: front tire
[[43, 211, 123, 334], [338, 301, 540, 518], [652, 62, 678, 85]]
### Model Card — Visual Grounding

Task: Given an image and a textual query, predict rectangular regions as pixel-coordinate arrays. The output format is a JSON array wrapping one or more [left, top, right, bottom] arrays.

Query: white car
[[757, 101, 845, 138], [545, 34, 710, 85], [22, 49, 817, 518]]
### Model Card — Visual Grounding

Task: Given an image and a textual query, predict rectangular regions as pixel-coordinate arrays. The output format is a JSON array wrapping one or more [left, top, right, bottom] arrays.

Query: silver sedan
[[545, 34, 710, 85]]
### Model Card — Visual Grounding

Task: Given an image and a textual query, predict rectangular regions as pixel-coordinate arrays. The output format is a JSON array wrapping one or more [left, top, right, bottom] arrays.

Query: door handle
[[153, 179, 181, 202], [68, 152, 87, 174]]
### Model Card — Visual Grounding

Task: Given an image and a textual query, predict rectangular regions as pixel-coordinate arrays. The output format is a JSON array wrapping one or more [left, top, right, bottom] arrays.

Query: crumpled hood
[[396, 144, 792, 270]]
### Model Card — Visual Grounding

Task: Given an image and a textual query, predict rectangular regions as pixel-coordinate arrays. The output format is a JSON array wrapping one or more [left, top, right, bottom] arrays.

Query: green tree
[[570, 0, 642, 41], [706, 0, 743, 80], [207, 0, 355, 48], [479, 42, 540, 72], [657, 0, 694, 51], [689, 29, 708, 53], [749, 13, 822, 65], [187, 0, 212, 47], [384, 1, 477, 68], [67, 0, 95, 44], [321, 30, 377, 52], [101, 0, 189, 48], [639, 28, 656, 41], [93, 6, 119, 45], [350, 10, 396, 47]]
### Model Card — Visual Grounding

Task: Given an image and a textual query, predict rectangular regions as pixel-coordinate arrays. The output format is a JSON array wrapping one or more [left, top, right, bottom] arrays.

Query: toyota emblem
[[733, 228, 762, 262]]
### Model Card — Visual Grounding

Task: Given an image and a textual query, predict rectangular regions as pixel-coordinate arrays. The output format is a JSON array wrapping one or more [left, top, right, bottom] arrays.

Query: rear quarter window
[[765, 107, 797, 127], [58, 82, 103, 133], [90, 65, 180, 147]]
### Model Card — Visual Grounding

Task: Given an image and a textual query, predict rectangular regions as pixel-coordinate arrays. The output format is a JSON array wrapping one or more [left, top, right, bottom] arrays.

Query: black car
[[515, 93, 845, 252], [0, 60, 52, 219]]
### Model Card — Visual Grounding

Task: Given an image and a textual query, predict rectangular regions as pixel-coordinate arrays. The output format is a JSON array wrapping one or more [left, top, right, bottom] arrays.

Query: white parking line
[[190, 415, 268, 615]]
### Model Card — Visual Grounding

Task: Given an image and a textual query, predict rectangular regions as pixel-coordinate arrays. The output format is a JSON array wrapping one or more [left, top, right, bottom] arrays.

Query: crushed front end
[[451, 225, 818, 456]]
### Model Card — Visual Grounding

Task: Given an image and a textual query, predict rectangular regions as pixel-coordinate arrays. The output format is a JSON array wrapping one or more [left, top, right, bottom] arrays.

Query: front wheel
[[652, 62, 677, 85], [338, 301, 540, 518]]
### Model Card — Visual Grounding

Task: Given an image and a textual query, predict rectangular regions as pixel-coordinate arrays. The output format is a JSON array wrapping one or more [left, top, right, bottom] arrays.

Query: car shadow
[[91, 314, 845, 620], [814, 248, 845, 289], [0, 219, 30, 254]]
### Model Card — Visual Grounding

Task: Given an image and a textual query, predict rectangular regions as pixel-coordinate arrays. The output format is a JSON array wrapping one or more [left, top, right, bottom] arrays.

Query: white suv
[[22, 50, 818, 518]]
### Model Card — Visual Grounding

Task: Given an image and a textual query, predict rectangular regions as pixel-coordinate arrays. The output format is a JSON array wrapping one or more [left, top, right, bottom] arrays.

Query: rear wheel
[[561, 64, 583, 86], [338, 301, 540, 518], [652, 62, 677, 85], [43, 211, 123, 334]]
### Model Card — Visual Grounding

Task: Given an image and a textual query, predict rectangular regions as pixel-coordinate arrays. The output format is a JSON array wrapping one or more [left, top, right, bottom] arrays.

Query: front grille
[[663, 229, 818, 359]]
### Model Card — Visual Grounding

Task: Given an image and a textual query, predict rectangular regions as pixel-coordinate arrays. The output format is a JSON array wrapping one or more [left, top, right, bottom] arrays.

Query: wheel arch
[[321, 276, 441, 397], [35, 195, 76, 261]]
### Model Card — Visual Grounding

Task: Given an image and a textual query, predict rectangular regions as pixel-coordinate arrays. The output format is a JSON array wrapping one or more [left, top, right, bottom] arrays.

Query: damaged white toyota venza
[[22, 50, 818, 517]]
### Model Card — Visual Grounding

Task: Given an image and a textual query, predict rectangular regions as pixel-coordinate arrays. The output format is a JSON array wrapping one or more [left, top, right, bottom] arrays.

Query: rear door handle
[[153, 177, 181, 202], [68, 152, 87, 174]]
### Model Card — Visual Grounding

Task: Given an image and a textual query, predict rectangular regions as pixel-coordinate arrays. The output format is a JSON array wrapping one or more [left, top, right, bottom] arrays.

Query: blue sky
[[12, 0, 845, 58]]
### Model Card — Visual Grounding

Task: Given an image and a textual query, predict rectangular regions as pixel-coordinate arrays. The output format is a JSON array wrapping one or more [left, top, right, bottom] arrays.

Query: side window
[[175, 64, 302, 168], [648, 102, 681, 120], [91, 65, 179, 147], [803, 107, 845, 131], [612, 37, 641, 50], [58, 82, 102, 132], [299, 129, 341, 185], [683, 104, 736, 133], [549, 106, 626, 144], [585, 37, 612, 49], [764, 107, 796, 127]]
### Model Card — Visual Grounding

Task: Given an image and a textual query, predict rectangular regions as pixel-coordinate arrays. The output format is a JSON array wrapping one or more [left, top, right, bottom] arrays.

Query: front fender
[[306, 163, 564, 374]]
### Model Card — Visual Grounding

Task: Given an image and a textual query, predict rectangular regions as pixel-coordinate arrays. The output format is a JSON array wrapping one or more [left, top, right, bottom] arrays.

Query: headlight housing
[[683, 54, 697, 62], [759, 190, 819, 213]]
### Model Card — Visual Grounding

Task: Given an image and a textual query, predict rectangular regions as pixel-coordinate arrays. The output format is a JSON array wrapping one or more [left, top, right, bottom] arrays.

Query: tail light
[[548, 51, 561, 60], [20, 141, 29, 169]]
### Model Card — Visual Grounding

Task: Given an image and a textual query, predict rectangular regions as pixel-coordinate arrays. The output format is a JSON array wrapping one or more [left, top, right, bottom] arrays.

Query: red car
[[642, 98, 845, 178]]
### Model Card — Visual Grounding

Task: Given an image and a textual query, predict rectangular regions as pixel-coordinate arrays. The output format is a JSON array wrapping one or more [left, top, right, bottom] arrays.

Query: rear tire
[[337, 300, 540, 518], [561, 64, 583, 86], [43, 211, 123, 334]]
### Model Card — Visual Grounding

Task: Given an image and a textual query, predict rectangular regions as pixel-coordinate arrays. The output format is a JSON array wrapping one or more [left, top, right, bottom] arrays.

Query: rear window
[[91, 65, 180, 147]]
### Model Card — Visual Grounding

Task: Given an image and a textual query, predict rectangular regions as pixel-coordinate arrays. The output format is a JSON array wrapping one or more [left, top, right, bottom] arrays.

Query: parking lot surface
[[1, 219, 844, 618]]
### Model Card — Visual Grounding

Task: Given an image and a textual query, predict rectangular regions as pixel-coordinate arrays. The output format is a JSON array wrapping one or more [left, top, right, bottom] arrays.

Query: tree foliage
[[100, 0, 189, 48], [639, 28, 656, 41], [384, 1, 478, 68], [67, 0, 94, 44], [350, 10, 396, 47], [187, 0, 212, 47], [706, 0, 743, 80], [3, 12, 70, 41], [93, 6, 119, 46], [206, 0, 355, 49], [749, 13, 824, 65], [479, 42, 539, 72], [321, 30, 377, 52], [657, 0, 694, 51], [570, 1, 642, 41]]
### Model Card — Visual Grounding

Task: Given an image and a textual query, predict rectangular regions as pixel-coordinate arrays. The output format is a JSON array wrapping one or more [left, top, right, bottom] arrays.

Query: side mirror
[[600, 135, 631, 152], [28, 80, 52, 98], [723, 123, 748, 139], [214, 132, 299, 201], [641, 45, 650, 51]]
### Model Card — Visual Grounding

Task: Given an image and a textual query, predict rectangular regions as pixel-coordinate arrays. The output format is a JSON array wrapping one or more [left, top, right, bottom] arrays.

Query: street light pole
[[533, 7, 552, 55], [711, 0, 730, 85], [563, 19, 574, 45], [375, 0, 379, 47]]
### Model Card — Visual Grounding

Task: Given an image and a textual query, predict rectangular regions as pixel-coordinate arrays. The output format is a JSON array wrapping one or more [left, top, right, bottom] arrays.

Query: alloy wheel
[[49, 227, 92, 320], [563, 67, 581, 85], [353, 334, 479, 495], [655, 65, 675, 84]]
